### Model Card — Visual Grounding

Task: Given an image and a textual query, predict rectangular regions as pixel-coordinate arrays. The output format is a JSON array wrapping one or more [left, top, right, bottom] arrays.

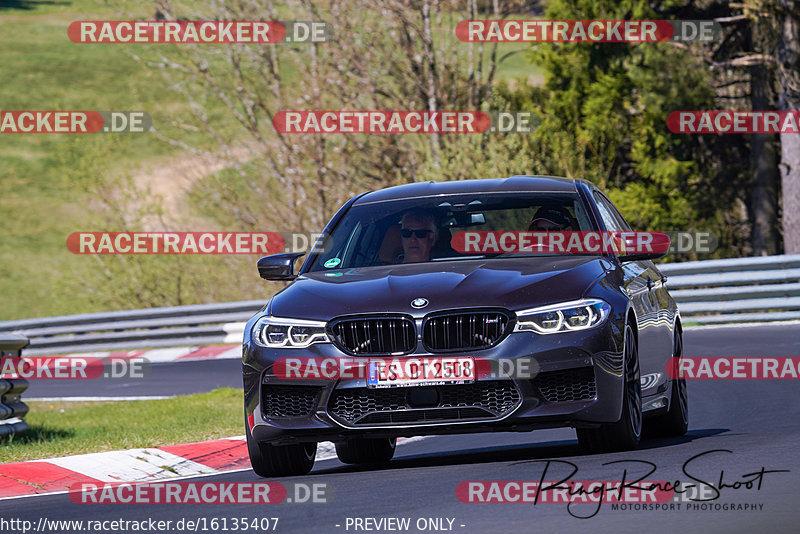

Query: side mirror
[[257, 252, 305, 281], [615, 232, 670, 262]]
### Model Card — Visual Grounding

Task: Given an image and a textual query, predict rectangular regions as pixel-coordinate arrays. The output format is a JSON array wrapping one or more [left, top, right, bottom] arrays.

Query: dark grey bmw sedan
[[242, 176, 688, 476]]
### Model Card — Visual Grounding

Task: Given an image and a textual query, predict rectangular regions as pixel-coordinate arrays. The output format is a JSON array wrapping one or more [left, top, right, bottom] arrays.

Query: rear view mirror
[[257, 252, 305, 281], [470, 213, 485, 224], [442, 211, 486, 228]]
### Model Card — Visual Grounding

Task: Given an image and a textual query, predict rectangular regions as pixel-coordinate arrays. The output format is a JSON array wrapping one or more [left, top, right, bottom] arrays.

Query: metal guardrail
[[0, 255, 797, 355], [661, 254, 800, 324], [0, 334, 30, 437], [0, 301, 262, 356]]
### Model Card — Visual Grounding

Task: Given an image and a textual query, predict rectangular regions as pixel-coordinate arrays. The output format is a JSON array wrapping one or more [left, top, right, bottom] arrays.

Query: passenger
[[528, 206, 575, 232]]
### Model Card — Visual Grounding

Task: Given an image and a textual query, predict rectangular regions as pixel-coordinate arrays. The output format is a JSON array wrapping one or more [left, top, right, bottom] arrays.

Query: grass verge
[[0, 387, 243, 464]]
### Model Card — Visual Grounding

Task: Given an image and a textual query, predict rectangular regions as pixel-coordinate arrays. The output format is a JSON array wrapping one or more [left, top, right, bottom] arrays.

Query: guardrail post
[[0, 334, 30, 438]]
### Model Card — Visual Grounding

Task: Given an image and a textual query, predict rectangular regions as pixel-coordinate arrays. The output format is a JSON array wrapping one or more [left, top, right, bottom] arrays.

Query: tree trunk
[[749, 63, 780, 255], [777, 0, 800, 254], [780, 130, 800, 254]]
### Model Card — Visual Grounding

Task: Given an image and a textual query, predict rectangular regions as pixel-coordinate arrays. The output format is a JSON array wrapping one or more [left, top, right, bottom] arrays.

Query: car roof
[[353, 175, 588, 204]]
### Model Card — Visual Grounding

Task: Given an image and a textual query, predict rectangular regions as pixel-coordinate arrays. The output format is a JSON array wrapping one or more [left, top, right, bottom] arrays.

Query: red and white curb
[[0, 436, 425, 500], [31, 344, 241, 365]]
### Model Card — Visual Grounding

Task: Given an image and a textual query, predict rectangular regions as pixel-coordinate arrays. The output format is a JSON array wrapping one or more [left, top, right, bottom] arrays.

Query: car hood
[[268, 256, 612, 320], [269, 256, 611, 321]]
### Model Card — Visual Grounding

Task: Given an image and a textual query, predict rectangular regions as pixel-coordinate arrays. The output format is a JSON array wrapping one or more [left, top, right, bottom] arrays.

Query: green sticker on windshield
[[324, 258, 341, 269]]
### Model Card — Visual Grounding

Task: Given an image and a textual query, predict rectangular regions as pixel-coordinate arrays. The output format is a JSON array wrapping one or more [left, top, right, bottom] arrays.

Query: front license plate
[[367, 357, 475, 389]]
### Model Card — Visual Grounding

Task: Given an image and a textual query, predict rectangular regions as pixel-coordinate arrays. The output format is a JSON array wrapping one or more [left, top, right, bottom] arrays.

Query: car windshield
[[306, 192, 595, 272]]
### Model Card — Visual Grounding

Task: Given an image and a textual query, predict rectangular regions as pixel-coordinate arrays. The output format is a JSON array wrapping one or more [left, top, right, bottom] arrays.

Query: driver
[[400, 209, 438, 263]]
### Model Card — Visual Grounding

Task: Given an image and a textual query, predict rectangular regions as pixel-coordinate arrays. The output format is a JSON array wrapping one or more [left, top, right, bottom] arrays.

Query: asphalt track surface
[[24, 358, 242, 399], [6, 323, 800, 533]]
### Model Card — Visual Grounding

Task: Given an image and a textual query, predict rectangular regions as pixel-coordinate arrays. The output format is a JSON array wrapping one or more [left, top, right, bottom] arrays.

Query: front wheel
[[577, 323, 642, 453], [246, 424, 316, 477]]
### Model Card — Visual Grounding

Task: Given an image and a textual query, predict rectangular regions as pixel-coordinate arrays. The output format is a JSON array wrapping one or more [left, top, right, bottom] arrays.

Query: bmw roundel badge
[[411, 298, 429, 309]]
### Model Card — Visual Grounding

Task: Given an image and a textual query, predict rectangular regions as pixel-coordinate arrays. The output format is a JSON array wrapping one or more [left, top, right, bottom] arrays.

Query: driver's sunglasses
[[401, 228, 433, 238]]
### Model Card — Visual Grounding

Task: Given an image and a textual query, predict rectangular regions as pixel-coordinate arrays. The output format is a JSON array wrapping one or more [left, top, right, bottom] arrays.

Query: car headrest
[[432, 227, 453, 256], [378, 225, 403, 264]]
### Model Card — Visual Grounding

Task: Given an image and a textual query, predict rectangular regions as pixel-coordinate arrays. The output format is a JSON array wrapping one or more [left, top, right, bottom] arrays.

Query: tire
[[648, 328, 689, 437], [577, 323, 642, 453], [335, 437, 396, 465], [246, 422, 316, 477]]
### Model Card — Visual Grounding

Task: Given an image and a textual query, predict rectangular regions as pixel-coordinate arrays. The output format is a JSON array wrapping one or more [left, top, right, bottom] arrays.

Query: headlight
[[252, 316, 330, 348], [514, 299, 611, 334]]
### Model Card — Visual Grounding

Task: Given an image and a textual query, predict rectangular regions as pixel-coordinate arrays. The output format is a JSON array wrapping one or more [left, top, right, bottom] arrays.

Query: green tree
[[527, 0, 751, 257]]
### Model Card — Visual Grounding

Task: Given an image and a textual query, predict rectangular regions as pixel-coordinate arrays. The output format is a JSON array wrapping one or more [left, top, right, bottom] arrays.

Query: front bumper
[[243, 313, 627, 445]]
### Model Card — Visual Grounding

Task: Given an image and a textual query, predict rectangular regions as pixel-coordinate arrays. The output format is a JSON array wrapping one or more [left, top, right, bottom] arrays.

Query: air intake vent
[[329, 316, 416, 355], [534, 367, 597, 403], [328, 381, 521, 425], [261, 385, 321, 418], [423, 311, 510, 352]]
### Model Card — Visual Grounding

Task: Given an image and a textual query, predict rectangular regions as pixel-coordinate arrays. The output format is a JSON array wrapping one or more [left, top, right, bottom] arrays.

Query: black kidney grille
[[423, 311, 510, 351], [534, 367, 597, 403], [330, 316, 416, 355], [261, 385, 321, 418], [328, 380, 520, 425]]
